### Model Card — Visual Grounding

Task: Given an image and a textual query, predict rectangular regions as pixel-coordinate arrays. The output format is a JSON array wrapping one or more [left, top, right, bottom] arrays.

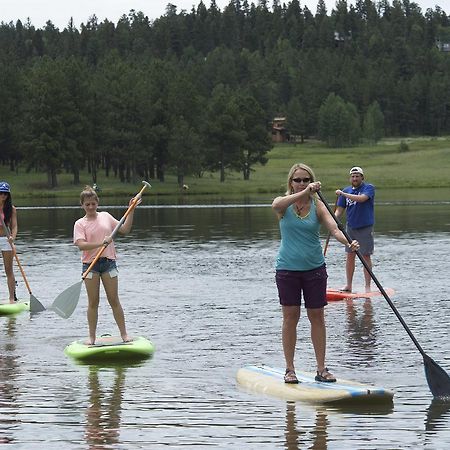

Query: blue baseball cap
[[0, 181, 10, 193]]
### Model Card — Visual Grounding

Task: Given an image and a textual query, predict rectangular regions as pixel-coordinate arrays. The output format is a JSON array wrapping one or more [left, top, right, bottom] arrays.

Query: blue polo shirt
[[337, 182, 375, 229]]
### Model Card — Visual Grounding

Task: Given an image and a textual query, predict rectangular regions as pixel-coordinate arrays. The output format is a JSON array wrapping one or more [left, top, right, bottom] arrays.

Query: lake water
[[1, 196, 450, 449]]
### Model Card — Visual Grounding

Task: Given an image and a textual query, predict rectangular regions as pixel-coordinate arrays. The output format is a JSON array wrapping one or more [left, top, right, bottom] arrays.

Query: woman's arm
[[118, 197, 142, 235], [74, 239, 106, 251], [272, 182, 321, 218]]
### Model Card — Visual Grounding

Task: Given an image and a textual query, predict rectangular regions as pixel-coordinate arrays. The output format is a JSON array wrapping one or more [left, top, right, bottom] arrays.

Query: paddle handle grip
[[82, 181, 151, 280], [318, 190, 426, 356], [0, 213, 33, 294]]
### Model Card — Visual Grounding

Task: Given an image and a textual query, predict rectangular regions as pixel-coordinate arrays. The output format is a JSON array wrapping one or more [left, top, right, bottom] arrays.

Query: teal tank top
[[275, 200, 325, 271]]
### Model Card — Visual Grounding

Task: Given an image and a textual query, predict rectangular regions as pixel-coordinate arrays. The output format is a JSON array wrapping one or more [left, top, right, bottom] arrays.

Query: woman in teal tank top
[[272, 164, 359, 384]]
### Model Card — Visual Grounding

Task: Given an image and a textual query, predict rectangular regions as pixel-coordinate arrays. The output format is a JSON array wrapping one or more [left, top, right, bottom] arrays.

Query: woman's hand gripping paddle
[[318, 190, 450, 398], [50, 181, 151, 319], [0, 214, 45, 312]]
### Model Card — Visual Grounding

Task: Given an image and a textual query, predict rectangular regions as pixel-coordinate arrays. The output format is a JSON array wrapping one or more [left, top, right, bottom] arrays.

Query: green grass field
[[1, 136, 449, 199]]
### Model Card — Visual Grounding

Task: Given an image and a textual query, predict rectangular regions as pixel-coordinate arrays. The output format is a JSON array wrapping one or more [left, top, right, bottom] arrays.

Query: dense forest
[[0, 0, 449, 187]]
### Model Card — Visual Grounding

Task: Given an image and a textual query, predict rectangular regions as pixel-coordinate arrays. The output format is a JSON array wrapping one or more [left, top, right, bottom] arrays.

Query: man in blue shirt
[[335, 167, 375, 293]]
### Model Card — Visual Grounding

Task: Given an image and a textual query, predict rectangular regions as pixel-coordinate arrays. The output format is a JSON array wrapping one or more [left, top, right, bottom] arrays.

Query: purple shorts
[[275, 264, 328, 308]]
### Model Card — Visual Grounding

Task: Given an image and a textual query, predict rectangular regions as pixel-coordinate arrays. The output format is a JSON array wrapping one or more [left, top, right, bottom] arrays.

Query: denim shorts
[[0, 236, 12, 252], [82, 257, 118, 278], [275, 264, 328, 308]]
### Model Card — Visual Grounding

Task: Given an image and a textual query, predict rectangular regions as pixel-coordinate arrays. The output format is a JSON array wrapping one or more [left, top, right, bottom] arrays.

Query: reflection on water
[[1, 202, 450, 448], [425, 399, 450, 432], [345, 299, 377, 362], [284, 402, 328, 450], [0, 318, 19, 444], [85, 365, 126, 449]]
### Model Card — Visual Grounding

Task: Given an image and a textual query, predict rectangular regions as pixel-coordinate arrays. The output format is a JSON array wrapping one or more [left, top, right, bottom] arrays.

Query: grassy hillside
[[1, 136, 449, 200]]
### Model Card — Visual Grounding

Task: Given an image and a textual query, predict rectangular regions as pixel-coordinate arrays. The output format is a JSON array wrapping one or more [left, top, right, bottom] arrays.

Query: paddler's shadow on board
[[425, 398, 450, 432], [84, 364, 127, 449]]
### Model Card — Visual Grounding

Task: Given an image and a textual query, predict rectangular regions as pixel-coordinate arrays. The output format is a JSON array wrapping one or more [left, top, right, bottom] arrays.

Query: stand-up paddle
[[0, 214, 45, 312], [50, 181, 151, 319], [318, 190, 450, 398], [323, 195, 338, 256]]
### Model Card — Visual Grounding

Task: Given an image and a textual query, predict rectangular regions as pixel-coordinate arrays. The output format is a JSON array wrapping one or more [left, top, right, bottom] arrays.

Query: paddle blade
[[50, 281, 83, 319], [30, 294, 46, 313], [423, 354, 450, 398]]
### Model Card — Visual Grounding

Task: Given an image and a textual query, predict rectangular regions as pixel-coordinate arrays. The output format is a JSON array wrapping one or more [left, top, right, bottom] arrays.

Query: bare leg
[[307, 307, 327, 372], [2, 251, 16, 303], [84, 274, 101, 345], [282, 305, 300, 372], [343, 252, 356, 292], [101, 273, 130, 342], [363, 255, 372, 292]]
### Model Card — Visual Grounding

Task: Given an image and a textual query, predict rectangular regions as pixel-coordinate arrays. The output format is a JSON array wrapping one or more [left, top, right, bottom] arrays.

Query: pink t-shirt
[[73, 211, 119, 263]]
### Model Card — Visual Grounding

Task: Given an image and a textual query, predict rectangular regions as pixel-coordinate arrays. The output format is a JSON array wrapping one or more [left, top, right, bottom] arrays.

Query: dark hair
[[2, 192, 13, 226]]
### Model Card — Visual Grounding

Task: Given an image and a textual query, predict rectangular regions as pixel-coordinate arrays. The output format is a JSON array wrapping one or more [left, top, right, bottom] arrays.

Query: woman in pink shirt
[[74, 186, 139, 345]]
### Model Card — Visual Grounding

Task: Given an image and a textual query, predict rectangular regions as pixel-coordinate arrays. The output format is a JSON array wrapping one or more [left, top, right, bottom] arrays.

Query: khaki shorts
[[346, 225, 374, 255]]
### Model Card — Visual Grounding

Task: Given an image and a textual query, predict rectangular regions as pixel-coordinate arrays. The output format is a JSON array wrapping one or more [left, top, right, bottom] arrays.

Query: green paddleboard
[[0, 301, 30, 316], [64, 335, 155, 362]]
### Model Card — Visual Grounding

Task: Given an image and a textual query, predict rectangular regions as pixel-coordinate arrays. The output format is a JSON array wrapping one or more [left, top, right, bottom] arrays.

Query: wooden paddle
[[318, 190, 450, 398], [323, 194, 338, 256], [0, 214, 45, 312], [51, 181, 151, 319]]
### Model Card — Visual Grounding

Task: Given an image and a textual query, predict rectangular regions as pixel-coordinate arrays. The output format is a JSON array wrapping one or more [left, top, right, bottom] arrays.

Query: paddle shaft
[[318, 190, 427, 356], [81, 181, 150, 280], [323, 195, 338, 256], [0, 214, 33, 294]]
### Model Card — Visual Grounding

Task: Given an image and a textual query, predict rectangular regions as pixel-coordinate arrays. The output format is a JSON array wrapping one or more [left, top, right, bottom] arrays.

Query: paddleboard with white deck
[[326, 287, 395, 302], [0, 301, 30, 316], [65, 335, 155, 362], [237, 365, 394, 404]]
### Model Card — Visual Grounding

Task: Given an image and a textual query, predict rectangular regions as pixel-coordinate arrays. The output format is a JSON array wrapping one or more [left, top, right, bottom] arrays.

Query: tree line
[[0, 0, 449, 187]]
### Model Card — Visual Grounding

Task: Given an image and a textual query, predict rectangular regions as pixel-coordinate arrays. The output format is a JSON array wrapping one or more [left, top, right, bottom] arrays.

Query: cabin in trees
[[436, 40, 450, 52], [271, 117, 289, 143]]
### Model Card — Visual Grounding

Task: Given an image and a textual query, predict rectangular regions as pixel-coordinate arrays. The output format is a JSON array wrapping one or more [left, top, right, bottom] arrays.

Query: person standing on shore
[[335, 166, 375, 293], [272, 163, 359, 384], [0, 181, 18, 303]]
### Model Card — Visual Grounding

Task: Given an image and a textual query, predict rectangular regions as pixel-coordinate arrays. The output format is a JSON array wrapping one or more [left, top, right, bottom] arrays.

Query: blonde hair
[[80, 185, 99, 204], [285, 163, 316, 195]]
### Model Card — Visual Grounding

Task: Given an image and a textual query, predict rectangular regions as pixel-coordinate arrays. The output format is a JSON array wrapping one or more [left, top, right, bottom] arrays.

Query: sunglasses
[[292, 177, 311, 183]]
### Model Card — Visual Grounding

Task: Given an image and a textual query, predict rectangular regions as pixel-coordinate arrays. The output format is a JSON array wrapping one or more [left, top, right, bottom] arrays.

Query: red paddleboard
[[326, 287, 395, 302]]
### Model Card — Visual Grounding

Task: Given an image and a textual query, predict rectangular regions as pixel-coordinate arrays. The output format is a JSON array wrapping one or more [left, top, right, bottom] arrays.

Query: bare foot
[[122, 335, 133, 343], [365, 286, 371, 293], [339, 286, 352, 293], [85, 337, 96, 345]]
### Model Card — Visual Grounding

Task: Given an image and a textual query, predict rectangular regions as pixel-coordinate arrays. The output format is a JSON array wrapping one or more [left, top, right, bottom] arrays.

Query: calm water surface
[[1, 198, 450, 449]]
